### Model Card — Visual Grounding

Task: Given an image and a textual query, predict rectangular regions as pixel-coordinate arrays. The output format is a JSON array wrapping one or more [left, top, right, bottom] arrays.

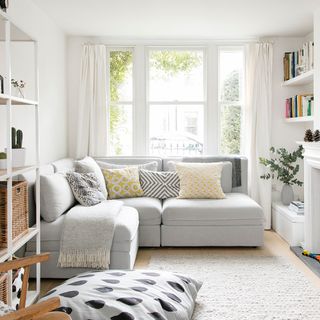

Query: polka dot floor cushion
[[40, 270, 202, 320]]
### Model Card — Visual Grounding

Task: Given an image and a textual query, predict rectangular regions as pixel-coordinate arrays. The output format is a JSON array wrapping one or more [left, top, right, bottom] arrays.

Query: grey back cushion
[[40, 173, 76, 222], [52, 158, 75, 173], [97, 161, 158, 171], [167, 160, 233, 193], [95, 157, 162, 171]]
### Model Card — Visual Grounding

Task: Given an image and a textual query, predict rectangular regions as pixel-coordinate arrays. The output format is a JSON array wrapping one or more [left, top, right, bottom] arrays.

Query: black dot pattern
[[39, 270, 201, 320]]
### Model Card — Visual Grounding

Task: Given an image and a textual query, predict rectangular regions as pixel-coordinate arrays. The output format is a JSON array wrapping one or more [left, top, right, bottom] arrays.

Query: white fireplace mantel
[[299, 142, 320, 252]]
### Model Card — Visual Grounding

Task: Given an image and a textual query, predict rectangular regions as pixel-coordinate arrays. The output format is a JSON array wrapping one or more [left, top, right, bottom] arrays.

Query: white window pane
[[219, 50, 244, 103], [220, 104, 242, 155], [110, 51, 133, 102], [149, 104, 203, 156], [109, 104, 132, 155], [149, 50, 204, 102]]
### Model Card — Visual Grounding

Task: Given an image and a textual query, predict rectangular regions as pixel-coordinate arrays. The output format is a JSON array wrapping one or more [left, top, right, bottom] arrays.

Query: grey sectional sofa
[[23, 156, 264, 278]]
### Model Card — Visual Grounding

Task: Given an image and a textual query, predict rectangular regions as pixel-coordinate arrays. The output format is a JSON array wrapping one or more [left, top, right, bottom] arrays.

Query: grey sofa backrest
[[95, 157, 163, 171], [163, 156, 248, 194]]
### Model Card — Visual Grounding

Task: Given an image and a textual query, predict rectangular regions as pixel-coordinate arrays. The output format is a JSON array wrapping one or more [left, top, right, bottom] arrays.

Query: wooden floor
[[38, 230, 320, 296]]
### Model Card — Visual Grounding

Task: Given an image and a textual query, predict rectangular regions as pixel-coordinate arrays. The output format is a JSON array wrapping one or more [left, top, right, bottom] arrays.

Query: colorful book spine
[[283, 41, 314, 81], [285, 94, 314, 118]]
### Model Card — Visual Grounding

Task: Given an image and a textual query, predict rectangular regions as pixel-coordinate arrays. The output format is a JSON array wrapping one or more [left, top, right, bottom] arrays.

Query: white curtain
[[244, 42, 273, 229], [76, 44, 108, 158]]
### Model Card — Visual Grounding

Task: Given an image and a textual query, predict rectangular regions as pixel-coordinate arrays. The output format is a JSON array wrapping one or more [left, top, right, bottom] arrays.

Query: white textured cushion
[[75, 156, 108, 197], [40, 173, 75, 222], [97, 160, 158, 171], [175, 162, 225, 199]]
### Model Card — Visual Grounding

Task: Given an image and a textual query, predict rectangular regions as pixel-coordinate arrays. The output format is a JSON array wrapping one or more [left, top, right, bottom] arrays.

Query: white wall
[[0, 0, 67, 165]]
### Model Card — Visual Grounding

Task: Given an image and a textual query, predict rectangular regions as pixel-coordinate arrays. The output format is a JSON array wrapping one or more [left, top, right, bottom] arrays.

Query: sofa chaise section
[[26, 205, 139, 278], [161, 193, 264, 246]]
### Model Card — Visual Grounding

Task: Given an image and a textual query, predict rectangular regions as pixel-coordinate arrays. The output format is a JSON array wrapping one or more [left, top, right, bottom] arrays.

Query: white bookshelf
[[0, 9, 41, 306], [284, 116, 314, 123], [282, 69, 314, 87]]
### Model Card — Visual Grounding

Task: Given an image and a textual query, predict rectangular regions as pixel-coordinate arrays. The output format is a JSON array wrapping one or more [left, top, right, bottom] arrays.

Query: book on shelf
[[288, 201, 304, 215], [283, 41, 314, 81], [285, 94, 313, 119]]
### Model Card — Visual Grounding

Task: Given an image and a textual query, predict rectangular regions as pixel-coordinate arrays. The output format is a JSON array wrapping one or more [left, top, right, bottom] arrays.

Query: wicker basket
[[0, 181, 29, 248], [0, 273, 8, 304]]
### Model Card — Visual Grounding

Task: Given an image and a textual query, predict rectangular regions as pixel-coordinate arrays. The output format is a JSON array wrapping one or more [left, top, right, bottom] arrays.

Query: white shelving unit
[[0, 9, 41, 307], [282, 69, 314, 87], [284, 116, 314, 123]]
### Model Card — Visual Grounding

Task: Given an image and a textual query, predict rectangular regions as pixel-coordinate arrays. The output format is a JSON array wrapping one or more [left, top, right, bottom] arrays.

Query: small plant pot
[[281, 184, 294, 205], [0, 159, 6, 170], [5, 148, 26, 168]]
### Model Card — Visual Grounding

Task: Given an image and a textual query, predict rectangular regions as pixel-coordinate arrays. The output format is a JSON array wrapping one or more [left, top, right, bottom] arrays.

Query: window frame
[[106, 46, 135, 155], [146, 46, 207, 156], [105, 43, 246, 157], [217, 45, 245, 155]]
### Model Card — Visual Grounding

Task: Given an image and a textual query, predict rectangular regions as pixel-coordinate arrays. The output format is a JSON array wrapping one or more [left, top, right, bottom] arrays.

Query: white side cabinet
[[272, 201, 304, 246]]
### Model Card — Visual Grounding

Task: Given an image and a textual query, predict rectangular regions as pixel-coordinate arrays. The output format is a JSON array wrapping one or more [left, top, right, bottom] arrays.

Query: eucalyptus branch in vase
[[259, 145, 304, 205]]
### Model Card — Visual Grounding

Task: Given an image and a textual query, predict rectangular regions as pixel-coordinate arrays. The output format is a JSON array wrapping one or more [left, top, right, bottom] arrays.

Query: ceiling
[[32, 0, 319, 39]]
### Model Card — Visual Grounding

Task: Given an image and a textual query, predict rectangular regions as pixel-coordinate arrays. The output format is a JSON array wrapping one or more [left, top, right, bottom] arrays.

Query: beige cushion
[[175, 162, 225, 199], [103, 167, 144, 199]]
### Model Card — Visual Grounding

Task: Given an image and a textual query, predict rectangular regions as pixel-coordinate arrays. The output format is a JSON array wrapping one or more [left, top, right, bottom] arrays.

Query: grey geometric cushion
[[66, 172, 106, 206], [139, 169, 180, 199]]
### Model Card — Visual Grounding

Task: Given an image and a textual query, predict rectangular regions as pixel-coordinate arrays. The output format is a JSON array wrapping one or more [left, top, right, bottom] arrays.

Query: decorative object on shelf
[[8, 127, 26, 168], [11, 79, 26, 99], [0, 152, 6, 170], [0, 0, 9, 12], [314, 129, 320, 142], [0, 75, 4, 94], [259, 145, 304, 205], [0, 180, 28, 248], [304, 129, 314, 142]]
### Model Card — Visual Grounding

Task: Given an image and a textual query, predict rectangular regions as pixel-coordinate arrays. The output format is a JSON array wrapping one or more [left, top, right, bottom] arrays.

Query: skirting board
[[291, 246, 320, 278]]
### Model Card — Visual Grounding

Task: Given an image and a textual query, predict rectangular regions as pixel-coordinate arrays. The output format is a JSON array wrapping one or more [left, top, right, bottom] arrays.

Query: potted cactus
[[5, 127, 26, 167], [0, 152, 6, 169]]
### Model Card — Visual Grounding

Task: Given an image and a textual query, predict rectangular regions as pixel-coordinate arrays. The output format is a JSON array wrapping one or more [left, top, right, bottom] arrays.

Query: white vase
[[281, 184, 294, 205], [12, 86, 24, 98], [5, 148, 26, 168]]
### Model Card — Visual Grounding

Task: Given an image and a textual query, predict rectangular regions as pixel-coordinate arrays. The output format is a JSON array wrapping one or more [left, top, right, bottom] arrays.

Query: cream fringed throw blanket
[[58, 200, 123, 269]]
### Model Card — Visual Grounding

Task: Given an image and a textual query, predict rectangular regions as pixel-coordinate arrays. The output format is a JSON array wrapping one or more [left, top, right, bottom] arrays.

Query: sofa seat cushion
[[162, 193, 263, 226], [27, 205, 138, 252], [120, 197, 162, 225]]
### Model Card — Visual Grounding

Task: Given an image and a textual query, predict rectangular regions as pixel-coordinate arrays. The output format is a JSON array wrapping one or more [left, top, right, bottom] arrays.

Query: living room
[[0, 0, 320, 319]]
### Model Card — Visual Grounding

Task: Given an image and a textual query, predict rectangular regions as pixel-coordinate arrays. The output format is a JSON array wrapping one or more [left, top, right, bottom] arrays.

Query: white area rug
[[149, 253, 320, 320]]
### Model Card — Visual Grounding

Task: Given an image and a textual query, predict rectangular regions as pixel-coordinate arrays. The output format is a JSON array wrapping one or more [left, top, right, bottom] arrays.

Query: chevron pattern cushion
[[139, 169, 180, 199]]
